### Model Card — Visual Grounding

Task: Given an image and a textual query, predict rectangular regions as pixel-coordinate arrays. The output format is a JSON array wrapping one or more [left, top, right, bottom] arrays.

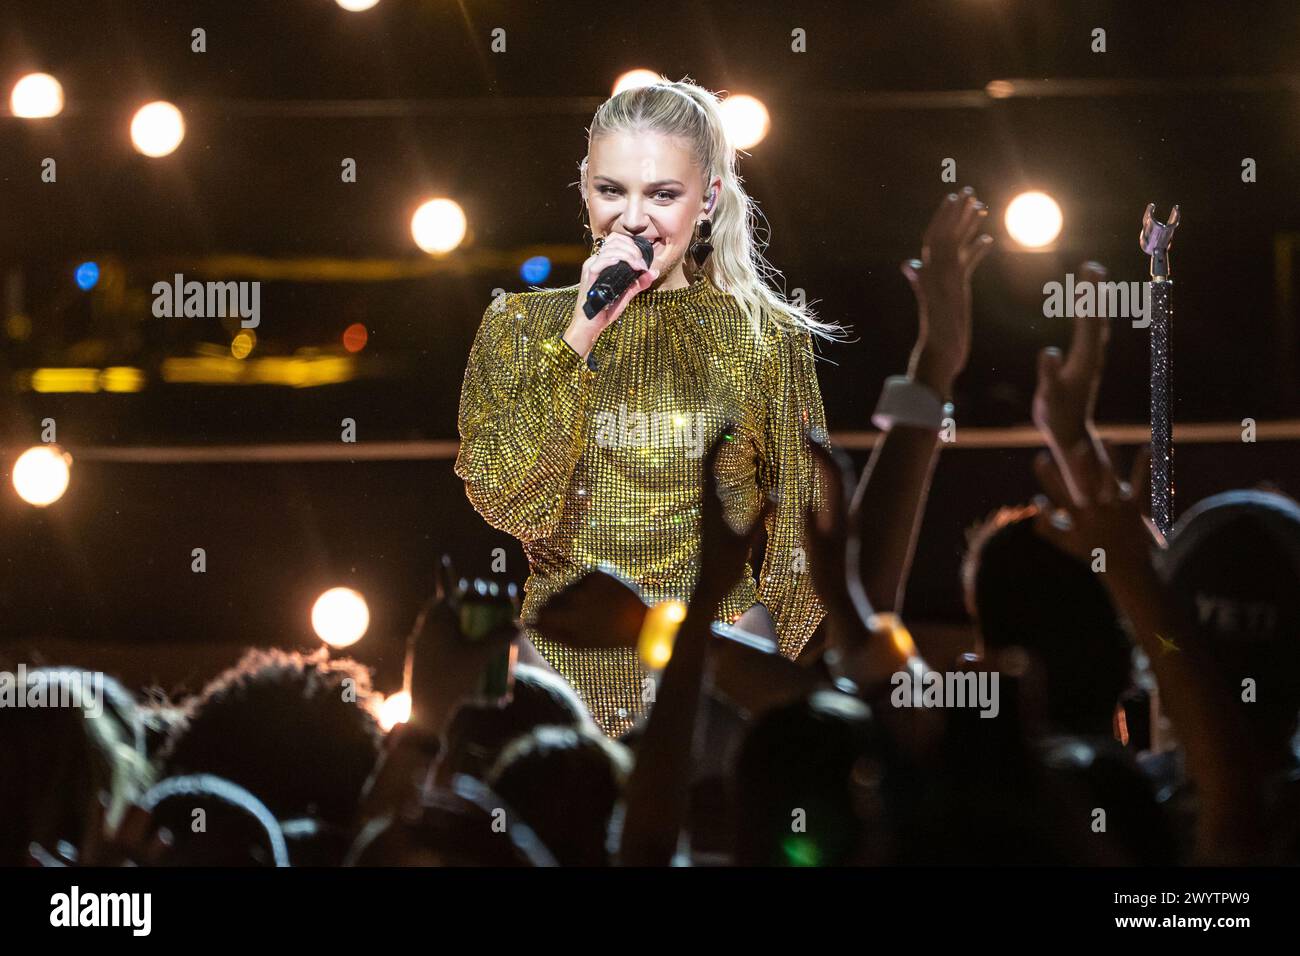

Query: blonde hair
[[578, 75, 851, 345]]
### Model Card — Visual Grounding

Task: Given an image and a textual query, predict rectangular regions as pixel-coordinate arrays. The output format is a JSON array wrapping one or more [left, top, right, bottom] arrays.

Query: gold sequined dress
[[454, 272, 828, 736]]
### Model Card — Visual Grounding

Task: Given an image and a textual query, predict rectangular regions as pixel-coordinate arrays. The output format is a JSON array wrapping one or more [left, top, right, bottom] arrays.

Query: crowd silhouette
[[4, 192, 1297, 868]]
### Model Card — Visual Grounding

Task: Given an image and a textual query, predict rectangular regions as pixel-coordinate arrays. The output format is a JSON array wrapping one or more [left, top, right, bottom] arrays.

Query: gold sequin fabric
[[454, 272, 828, 736]]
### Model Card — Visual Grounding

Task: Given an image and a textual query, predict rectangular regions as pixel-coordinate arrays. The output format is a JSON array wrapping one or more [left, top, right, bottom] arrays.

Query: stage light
[[612, 70, 662, 96], [637, 599, 686, 669], [160, 354, 356, 387], [230, 331, 255, 359], [130, 101, 185, 157], [30, 368, 100, 392], [342, 322, 368, 353], [719, 94, 770, 150], [311, 587, 370, 648], [1004, 190, 1062, 249], [336, 0, 380, 10], [410, 198, 467, 254], [75, 262, 100, 291], [378, 691, 411, 731], [98, 367, 145, 392], [10, 73, 63, 118], [12, 445, 72, 507], [520, 256, 551, 284]]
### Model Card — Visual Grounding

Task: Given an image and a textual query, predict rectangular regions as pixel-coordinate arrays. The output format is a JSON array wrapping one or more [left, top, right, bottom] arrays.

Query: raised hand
[[354, 558, 518, 833], [902, 186, 995, 397], [1031, 443, 1156, 576], [1031, 445, 1266, 862], [804, 430, 874, 637], [1032, 261, 1110, 446], [534, 567, 650, 650], [617, 428, 770, 866], [1032, 260, 1112, 502], [708, 630, 825, 716], [404, 554, 518, 736], [695, 427, 773, 613], [65, 800, 169, 867], [805, 432, 930, 696]]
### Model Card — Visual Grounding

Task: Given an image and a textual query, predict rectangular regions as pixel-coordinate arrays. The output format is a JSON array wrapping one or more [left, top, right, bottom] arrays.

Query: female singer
[[455, 77, 848, 736]]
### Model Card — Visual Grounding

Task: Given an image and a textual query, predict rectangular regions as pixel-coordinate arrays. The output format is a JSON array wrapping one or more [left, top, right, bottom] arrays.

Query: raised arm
[[354, 557, 517, 832], [618, 432, 772, 866], [1031, 260, 1116, 505], [852, 188, 993, 612], [1033, 448, 1267, 863]]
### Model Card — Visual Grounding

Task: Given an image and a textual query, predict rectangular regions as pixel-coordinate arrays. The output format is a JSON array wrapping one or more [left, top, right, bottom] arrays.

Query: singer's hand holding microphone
[[563, 233, 659, 360]]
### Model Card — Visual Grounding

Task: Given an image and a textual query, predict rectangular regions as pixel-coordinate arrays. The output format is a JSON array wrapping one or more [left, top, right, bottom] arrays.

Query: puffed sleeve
[[454, 292, 598, 543], [755, 323, 830, 658]]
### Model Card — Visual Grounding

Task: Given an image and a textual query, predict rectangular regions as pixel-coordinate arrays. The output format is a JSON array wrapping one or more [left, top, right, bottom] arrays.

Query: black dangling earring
[[689, 217, 714, 268]]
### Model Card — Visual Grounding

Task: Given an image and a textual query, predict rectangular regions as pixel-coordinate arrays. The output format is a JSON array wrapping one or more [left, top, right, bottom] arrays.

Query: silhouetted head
[[439, 663, 592, 784], [1159, 489, 1300, 758], [731, 691, 884, 866], [0, 666, 152, 866], [345, 775, 556, 867], [278, 816, 353, 867], [1037, 736, 1181, 865], [139, 774, 289, 866], [487, 724, 632, 866], [161, 649, 383, 827], [963, 503, 1132, 736]]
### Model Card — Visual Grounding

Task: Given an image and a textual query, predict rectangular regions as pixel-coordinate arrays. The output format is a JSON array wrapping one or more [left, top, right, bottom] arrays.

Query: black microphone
[[583, 236, 655, 319]]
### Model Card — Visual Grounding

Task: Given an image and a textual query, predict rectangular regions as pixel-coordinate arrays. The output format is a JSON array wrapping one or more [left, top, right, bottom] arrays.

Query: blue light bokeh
[[75, 261, 100, 290]]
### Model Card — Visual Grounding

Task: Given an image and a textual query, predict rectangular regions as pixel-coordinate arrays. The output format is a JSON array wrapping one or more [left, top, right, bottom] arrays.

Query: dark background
[[1, 0, 1297, 686]]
